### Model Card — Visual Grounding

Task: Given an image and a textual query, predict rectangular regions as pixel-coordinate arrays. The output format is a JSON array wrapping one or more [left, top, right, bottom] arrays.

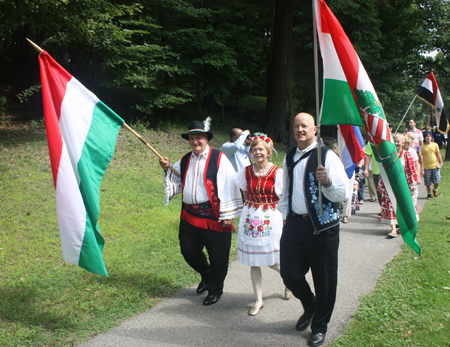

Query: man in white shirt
[[277, 113, 349, 347], [159, 120, 242, 306], [220, 128, 252, 172], [405, 119, 423, 146]]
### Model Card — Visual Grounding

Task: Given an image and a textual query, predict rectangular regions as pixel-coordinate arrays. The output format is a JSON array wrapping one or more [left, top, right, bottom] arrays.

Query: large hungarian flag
[[39, 50, 124, 275], [315, 0, 420, 255], [417, 71, 449, 134]]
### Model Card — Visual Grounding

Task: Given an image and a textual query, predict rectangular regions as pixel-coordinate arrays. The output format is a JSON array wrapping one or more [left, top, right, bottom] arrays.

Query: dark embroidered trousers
[[179, 219, 231, 295], [280, 213, 339, 333]]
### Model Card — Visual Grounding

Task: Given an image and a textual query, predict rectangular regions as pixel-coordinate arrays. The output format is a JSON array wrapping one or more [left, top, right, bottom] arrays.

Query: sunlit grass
[[332, 154, 450, 347], [0, 124, 238, 346]]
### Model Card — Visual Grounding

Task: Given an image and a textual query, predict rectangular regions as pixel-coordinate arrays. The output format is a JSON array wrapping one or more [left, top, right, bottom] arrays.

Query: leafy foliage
[[1, 0, 450, 136]]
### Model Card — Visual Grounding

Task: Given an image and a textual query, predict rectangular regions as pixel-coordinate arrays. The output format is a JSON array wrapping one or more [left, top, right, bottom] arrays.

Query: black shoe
[[427, 193, 432, 199], [196, 280, 208, 294], [295, 310, 315, 331], [308, 332, 326, 347], [203, 293, 221, 305]]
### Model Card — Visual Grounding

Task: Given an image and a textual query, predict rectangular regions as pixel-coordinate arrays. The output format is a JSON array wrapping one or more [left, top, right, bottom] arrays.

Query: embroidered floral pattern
[[308, 172, 339, 226], [243, 213, 272, 239]]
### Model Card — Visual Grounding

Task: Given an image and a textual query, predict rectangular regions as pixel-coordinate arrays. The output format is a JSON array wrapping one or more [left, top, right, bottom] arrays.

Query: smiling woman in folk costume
[[233, 133, 291, 316], [378, 133, 420, 239]]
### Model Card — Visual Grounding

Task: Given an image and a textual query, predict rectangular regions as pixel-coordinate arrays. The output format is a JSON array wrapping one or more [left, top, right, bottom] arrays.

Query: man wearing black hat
[[159, 118, 243, 305]]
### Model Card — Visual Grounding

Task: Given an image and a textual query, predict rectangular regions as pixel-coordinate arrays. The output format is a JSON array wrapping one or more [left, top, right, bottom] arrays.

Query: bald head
[[230, 128, 243, 142], [294, 113, 316, 125], [293, 113, 317, 150]]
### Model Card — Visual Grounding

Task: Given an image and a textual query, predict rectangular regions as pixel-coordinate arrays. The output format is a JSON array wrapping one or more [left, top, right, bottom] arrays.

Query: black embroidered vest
[[286, 146, 340, 234]]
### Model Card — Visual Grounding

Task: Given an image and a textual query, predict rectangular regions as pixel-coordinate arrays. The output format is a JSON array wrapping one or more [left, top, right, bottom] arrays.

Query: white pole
[[395, 94, 417, 134], [313, 0, 322, 216]]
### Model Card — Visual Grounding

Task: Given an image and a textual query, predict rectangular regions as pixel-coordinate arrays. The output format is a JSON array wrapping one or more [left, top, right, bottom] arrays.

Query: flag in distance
[[315, 0, 420, 255], [417, 71, 449, 134], [337, 124, 365, 179], [39, 50, 124, 275]]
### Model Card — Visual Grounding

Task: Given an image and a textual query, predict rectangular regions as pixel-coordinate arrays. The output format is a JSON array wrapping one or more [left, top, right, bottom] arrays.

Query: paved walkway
[[80, 185, 427, 347]]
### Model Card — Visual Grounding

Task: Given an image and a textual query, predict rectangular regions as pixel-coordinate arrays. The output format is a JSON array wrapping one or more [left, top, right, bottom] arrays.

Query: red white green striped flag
[[315, 0, 420, 255], [39, 50, 124, 275]]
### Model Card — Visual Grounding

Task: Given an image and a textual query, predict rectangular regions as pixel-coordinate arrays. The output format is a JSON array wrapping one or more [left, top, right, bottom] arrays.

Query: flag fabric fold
[[417, 71, 449, 134], [337, 124, 365, 178], [315, 0, 420, 255], [39, 50, 124, 275]]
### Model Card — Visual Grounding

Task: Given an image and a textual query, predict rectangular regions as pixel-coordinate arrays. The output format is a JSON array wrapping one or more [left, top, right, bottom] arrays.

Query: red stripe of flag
[[39, 51, 72, 187]]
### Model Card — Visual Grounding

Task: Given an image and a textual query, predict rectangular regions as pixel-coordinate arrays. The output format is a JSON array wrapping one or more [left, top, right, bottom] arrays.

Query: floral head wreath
[[248, 132, 278, 156]]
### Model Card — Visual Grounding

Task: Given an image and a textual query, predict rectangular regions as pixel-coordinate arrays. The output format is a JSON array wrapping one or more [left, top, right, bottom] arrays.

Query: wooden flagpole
[[26, 38, 43, 54], [313, 0, 323, 216], [122, 123, 180, 177], [26, 38, 181, 178]]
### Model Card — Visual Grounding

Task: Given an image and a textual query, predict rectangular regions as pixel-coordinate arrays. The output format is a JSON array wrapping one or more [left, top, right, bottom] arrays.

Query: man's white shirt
[[277, 141, 350, 220], [163, 145, 242, 220]]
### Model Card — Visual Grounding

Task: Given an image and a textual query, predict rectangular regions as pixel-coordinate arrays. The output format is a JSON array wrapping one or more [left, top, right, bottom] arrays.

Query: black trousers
[[179, 219, 231, 295], [280, 213, 339, 334]]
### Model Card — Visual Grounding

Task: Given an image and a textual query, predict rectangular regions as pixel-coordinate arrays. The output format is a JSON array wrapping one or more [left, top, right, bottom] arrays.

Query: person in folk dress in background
[[233, 134, 291, 316], [378, 133, 420, 239], [403, 132, 422, 206]]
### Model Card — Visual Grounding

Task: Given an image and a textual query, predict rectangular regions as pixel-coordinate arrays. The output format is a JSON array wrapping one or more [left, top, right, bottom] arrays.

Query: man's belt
[[184, 202, 215, 218], [291, 211, 310, 220]]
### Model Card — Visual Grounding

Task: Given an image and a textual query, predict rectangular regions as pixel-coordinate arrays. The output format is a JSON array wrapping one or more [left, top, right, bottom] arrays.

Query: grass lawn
[[1, 119, 449, 346], [0, 120, 285, 347], [332, 150, 450, 347]]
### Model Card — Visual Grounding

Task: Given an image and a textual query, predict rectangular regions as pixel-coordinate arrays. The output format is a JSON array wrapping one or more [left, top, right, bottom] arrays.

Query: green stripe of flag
[[78, 101, 124, 276], [322, 79, 363, 126]]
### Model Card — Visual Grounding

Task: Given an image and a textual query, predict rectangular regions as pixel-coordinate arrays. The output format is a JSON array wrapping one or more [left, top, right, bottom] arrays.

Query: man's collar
[[296, 141, 317, 155], [192, 145, 210, 159]]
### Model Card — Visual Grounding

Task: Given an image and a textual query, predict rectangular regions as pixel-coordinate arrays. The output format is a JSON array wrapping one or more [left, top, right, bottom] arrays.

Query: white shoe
[[284, 287, 293, 300], [248, 302, 264, 316]]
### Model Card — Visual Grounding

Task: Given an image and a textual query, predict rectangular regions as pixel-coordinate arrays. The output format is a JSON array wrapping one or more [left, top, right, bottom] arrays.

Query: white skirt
[[237, 205, 282, 267]]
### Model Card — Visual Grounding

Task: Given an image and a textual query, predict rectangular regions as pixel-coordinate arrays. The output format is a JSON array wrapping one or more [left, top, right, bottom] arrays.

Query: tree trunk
[[445, 135, 450, 162], [221, 90, 225, 124], [263, 0, 297, 145], [287, 75, 296, 148]]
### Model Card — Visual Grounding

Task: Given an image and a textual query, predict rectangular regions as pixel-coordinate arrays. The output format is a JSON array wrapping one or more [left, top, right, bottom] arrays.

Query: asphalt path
[[79, 184, 428, 347]]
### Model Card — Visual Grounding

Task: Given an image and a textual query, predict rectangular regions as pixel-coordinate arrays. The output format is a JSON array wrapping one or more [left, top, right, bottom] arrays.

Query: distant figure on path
[[421, 132, 443, 199], [221, 128, 252, 172], [379, 133, 420, 239], [405, 119, 423, 146], [277, 113, 349, 347], [364, 142, 381, 206], [159, 119, 242, 306], [422, 125, 434, 141], [233, 134, 291, 316], [432, 126, 445, 149], [406, 132, 423, 178], [404, 132, 422, 204]]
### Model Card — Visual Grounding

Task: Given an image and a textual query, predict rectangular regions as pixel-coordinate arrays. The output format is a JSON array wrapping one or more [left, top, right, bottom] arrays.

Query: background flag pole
[[394, 94, 417, 134]]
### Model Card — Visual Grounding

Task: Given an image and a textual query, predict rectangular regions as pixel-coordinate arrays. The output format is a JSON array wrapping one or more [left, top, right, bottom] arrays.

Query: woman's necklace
[[254, 162, 271, 177]]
